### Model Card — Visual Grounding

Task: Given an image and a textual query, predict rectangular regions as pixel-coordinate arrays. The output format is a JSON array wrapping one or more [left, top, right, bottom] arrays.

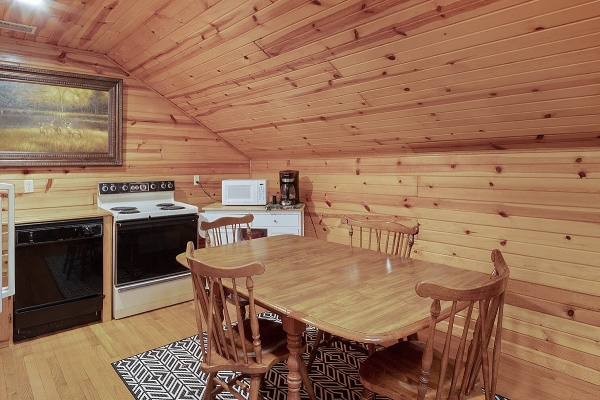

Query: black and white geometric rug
[[112, 312, 509, 400]]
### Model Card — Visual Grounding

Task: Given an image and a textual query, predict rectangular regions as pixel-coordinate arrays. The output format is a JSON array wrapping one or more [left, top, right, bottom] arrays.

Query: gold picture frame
[[0, 64, 123, 166]]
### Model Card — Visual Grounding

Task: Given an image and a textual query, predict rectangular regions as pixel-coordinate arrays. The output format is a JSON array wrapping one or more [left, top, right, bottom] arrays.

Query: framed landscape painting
[[0, 65, 123, 166]]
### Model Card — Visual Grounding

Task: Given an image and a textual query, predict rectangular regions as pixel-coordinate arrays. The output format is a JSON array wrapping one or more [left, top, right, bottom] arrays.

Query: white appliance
[[222, 179, 267, 206], [97, 180, 198, 319], [0, 183, 15, 314]]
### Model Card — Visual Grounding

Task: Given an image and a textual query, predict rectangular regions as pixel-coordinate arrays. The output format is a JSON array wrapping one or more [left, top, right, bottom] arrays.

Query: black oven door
[[115, 214, 198, 287]]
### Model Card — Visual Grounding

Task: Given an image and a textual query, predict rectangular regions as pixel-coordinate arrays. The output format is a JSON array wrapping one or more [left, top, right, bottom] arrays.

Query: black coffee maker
[[279, 170, 299, 206]]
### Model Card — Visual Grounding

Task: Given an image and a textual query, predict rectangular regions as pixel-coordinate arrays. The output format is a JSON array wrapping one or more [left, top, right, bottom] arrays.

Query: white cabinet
[[200, 203, 304, 240]]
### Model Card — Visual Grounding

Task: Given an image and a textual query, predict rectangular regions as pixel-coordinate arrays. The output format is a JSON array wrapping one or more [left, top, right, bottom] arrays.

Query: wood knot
[[495, 166, 503, 173], [578, 171, 586, 178], [576, 157, 582, 163], [499, 211, 508, 218], [567, 309, 574, 317], [500, 240, 507, 246]]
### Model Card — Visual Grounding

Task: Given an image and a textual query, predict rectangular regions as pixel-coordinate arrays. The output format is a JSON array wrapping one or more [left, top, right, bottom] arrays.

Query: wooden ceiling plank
[[136, 0, 319, 85], [187, 14, 600, 114], [197, 93, 369, 124], [152, 44, 269, 95], [255, 0, 401, 56], [121, 0, 265, 73], [203, 66, 600, 135], [162, 0, 514, 108], [85, 0, 172, 54], [339, 16, 600, 84], [199, 83, 599, 130], [332, 0, 596, 73]]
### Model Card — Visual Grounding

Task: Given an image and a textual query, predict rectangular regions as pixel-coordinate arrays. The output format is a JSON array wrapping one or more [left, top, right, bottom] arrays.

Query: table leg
[[282, 316, 306, 400]]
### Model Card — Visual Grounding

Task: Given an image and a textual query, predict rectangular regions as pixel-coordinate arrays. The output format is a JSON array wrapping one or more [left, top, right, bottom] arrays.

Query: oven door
[[115, 214, 198, 287]]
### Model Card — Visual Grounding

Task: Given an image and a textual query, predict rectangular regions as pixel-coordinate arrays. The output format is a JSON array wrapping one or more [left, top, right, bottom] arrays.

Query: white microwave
[[222, 179, 268, 206]]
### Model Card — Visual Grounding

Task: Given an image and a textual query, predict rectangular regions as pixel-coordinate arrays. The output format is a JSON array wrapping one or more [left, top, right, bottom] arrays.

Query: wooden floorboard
[[1, 301, 598, 400]]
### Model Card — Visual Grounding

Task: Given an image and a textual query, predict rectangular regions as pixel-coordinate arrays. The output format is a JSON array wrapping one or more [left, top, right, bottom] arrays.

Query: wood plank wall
[[0, 38, 250, 342], [251, 152, 600, 389]]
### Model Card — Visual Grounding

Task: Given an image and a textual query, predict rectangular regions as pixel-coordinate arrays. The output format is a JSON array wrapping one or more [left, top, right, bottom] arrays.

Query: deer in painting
[[38, 122, 53, 136], [49, 119, 62, 135], [65, 121, 84, 138]]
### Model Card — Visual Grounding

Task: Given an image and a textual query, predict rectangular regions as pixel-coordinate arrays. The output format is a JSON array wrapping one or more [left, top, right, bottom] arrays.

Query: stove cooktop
[[97, 180, 198, 221]]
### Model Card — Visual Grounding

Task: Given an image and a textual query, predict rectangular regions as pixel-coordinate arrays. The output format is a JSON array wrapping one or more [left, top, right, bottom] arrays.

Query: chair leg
[[248, 374, 262, 400], [299, 357, 317, 400], [306, 329, 325, 371], [202, 373, 217, 400]]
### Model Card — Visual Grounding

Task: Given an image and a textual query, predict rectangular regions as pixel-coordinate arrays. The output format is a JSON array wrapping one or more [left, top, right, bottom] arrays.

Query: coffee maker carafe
[[279, 170, 299, 206]]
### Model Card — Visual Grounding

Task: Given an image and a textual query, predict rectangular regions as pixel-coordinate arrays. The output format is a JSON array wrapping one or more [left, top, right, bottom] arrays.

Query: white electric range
[[98, 180, 198, 319]]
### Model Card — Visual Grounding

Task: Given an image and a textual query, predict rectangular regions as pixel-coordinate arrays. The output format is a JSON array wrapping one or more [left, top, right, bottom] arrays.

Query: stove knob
[[167, 181, 174, 189], [100, 184, 109, 193], [109, 184, 117, 193], [121, 184, 129, 192], [150, 183, 157, 190], [140, 183, 148, 191], [160, 182, 166, 190]]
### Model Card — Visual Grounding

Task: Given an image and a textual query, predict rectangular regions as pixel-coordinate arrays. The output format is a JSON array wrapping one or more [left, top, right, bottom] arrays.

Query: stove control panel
[[98, 180, 175, 194]]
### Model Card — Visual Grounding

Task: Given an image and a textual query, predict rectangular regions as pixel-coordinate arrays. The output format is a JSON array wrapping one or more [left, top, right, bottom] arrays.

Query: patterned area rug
[[112, 312, 509, 400]]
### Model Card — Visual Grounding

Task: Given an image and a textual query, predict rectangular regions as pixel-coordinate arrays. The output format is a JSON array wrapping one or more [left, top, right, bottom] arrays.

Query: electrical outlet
[[24, 179, 34, 193], [194, 175, 200, 185]]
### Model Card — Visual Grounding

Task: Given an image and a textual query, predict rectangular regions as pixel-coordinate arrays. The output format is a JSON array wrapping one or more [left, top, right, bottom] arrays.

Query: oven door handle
[[116, 215, 198, 230]]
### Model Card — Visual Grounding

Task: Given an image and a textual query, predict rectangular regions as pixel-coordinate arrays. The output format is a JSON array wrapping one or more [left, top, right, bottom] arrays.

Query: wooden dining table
[[176, 234, 492, 400]]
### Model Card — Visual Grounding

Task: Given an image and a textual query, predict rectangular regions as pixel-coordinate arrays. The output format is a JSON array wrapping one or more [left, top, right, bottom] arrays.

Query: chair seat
[[359, 341, 483, 400]]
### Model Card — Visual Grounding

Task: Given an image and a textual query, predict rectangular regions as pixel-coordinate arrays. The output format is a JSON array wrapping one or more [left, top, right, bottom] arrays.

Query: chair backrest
[[185, 241, 266, 367], [341, 217, 419, 257], [415, 249, 510, 400], [200, 214, 254, 247]]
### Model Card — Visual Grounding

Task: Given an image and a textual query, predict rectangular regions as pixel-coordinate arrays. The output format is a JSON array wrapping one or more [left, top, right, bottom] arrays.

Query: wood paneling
[[0, 37, 249, 214], [0, 38, 249, 345], [1, 0, 599, 394], [251, 151, 600, 390], [1, 0, 599, 158]]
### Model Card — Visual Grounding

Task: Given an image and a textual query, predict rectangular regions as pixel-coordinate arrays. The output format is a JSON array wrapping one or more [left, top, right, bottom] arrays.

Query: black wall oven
[[13, 218, 104, 341]]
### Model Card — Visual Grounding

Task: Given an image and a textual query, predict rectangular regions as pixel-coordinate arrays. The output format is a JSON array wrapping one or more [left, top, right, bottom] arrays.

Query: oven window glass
[[115, 215, 198, 286]]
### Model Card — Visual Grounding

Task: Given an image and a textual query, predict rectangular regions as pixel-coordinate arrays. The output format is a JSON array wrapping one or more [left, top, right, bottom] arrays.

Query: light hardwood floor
[[1, 301, 598, 400]]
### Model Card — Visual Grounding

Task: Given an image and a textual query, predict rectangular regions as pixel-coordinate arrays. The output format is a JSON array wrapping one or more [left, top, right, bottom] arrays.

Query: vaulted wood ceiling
[[1, 0, 599, 159]]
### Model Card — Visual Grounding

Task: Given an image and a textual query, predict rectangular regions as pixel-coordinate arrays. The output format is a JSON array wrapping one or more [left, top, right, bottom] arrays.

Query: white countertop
[[202, 202, 305, 212]]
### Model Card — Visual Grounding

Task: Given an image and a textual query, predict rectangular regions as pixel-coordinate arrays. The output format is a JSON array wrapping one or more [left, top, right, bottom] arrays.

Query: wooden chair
[[344, 217, 420, 257], [185, 241, 316, 400], [306, 217, 419, 371], [200, 214, 254, 319], [358, 249, 510, 400]]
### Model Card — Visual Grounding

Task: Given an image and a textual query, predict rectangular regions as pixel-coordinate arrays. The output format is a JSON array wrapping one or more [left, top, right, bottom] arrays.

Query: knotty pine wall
[[0, 38, 250, 213], [0, 39, 250, 342], [252, 152, 600, 389]]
